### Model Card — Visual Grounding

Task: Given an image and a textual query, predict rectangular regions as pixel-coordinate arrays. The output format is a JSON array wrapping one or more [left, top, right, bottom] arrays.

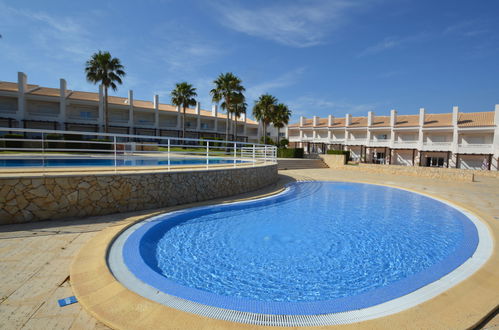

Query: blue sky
[[0, 0, 498, 122]]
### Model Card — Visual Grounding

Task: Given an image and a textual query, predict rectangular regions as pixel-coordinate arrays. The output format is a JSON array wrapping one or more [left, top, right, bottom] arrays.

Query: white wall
[[393, 150, 414, 166]]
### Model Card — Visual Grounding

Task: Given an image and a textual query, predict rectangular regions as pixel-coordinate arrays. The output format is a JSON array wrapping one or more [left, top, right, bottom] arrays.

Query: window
[[373, 152, 385, 164], [80, 111, 93, 119], [425, 157, 445, 167], [376, 134, 388, 140]]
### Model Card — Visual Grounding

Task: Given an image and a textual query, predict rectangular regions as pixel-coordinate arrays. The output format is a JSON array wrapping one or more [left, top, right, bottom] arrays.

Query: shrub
[[277, 148, 304, 158], [278, 138, 289, 148], [260, 136, 275, 145], [46, 133, 64, 150]]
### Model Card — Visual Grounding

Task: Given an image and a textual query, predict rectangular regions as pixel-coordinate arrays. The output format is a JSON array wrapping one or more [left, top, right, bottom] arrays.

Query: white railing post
[[167, 138, 170, 170], [252, 144, 256, 163], [206, 141, 209, 168], [233, 142, 237, 166], [264, 145, 267, 163], [41, 132, 45, 168], [113, 136, 117, 171]]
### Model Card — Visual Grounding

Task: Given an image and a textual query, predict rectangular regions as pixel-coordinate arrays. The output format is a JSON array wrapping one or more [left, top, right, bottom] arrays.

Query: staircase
[[277, 158, 329, 170]]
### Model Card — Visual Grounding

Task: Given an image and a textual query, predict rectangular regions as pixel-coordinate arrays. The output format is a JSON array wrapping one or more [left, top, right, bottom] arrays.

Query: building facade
[[288, 106, 499, 171], [0, 72, 261, 142]]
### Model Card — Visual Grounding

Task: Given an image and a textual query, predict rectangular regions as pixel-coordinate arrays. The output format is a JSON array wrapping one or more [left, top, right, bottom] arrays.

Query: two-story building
[[0, 72, 262, 142], [288, 105, 499, 171]]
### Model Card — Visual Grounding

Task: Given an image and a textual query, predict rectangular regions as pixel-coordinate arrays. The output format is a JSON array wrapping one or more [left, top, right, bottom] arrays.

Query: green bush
[[278, 138, 289, 148], [4, 133, 24, 149], [46, 133, 64, 150], [260, 136, 275, 145], [277, 148, 304, 158], [326, 149, 351, 161], [63, 134, 84, 150], [88, 139, 112, 150]]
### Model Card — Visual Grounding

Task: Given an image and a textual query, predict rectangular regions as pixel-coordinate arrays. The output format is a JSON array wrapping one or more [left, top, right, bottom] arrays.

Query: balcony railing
[[422, 141, 453, 151], [458, 143, 493, 154], [346, 139, 368, 146], [368, 139, 390, 147], [393, 140, 419, 149]]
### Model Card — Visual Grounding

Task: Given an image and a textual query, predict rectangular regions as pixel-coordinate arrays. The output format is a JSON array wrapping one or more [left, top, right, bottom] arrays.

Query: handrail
[[0, 127, 277, 172]]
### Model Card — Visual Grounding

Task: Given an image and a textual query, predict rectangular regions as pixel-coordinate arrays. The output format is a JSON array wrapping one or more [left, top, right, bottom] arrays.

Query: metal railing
[[0, 127, 277, 172]]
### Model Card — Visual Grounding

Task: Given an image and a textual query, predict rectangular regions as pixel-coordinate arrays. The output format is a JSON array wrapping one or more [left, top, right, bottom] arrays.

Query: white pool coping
[[107, 182, 493, 326]]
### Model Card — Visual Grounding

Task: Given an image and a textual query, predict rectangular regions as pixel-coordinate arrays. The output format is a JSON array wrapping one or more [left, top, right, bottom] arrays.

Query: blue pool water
[[0, 157, 245, 167], [123, 182, 478, 315]]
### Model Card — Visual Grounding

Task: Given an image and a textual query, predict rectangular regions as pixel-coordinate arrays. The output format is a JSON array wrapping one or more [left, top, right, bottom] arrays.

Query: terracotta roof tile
[[349, 117, 367, 127], [316, 118, 329, 127], [69, 91, 99, 102], [28, 87, 61, 97], [371, 116, 390, 127], [395, 114, 419, 127], [458, 112, 495, 127], [108, 96, 129, 105], [423, 113, 452, 127]]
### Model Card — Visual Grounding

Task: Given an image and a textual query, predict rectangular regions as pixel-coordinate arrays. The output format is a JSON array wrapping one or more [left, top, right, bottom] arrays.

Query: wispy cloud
[[246, 67, 307, 101], [443, 20, 489, 38], [211, 0, 369, 48], [357, 33, 428, 57], [288, 95, 383, 119]]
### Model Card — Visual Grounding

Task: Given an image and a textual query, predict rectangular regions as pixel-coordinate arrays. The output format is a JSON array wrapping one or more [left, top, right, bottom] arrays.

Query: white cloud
[[211, 0, 366, 47], [246, 67, 306, 101], [357, 33, 428, 57]]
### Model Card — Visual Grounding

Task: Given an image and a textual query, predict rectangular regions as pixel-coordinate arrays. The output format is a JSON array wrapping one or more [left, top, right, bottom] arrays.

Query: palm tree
[[253, 94, 277, 144], [210, 73, 245, 143], [272, 103, 291, 146], [85, 51, 125, 133], [170, 82, 197, 139], [231, 93, 247, 142]]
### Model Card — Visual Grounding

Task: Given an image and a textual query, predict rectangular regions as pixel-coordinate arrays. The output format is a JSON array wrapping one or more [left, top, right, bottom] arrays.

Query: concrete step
[[277, 158, 328, 170]]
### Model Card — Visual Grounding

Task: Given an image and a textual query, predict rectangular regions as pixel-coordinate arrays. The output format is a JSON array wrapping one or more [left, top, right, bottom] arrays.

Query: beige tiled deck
[[1, 169, 498, 329]]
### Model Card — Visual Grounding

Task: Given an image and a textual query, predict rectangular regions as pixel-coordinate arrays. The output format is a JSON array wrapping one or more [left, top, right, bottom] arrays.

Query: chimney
[[452, 106, 459, 126], [328, 114, 334, 126], [345, 114, 352, 126], [18, 72, 27, 93], [211, 104, 218, 117], [367, 111, 374, 126], [419, 108, 425, 126], [153, 94, 159, 109], [299, 116, 305, 126], [390, 109, 397, 127], [59, 78, 67, 97], [195, 102, 200, 115]]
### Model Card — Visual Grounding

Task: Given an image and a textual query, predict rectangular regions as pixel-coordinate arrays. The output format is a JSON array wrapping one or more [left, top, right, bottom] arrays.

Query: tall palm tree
[[170, 82, 197, 139], [253, 94, 277, 144], [273, 103, 292, 146], [231, 93, 247, 142], [85, 51, 125, 133], [210, 73, 245, 143]]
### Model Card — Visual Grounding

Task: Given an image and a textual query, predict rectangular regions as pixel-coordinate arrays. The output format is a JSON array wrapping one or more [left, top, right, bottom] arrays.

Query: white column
[[98, 85, 104, 131], [390, 109, 397, 147], [128, 90, 134, 133], [418, 108, 425, 150], [195, 102, 201, 131], [154, 95, 159, 132], [451, 106, 459, 167], [367, 111, 373, 143], [328, 114, 333, 126], [212, 104, 218, 132], [17, 72, 27, 124], [299, 116, 305, 127], [312, 116, 318, 127], [345, 114, 351, 145], [492, 105, 499, 170], [59, 78, 67, 129]]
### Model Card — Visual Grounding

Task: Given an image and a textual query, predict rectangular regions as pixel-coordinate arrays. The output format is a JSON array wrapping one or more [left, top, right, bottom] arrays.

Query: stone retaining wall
[[319, 154, 346, 168], [0, 164, 278, 225], [337, 163, 475, 182]]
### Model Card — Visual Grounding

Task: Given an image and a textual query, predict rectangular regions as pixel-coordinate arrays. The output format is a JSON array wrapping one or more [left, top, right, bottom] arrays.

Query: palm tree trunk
[[277, 127, 280, 146], [182, 106, 186, 139], [104, 86, 109, 133], [234, 115, 238, 142], [263, 122, 267, 144]]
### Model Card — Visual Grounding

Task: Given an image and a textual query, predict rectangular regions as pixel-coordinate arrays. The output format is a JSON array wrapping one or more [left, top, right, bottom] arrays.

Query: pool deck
[[0, 168, 498, 329]]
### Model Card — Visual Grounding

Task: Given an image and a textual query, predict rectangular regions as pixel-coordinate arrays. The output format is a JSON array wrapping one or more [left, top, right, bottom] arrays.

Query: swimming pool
[[109, 181, 491, 325], [0, 157, 246, 167]]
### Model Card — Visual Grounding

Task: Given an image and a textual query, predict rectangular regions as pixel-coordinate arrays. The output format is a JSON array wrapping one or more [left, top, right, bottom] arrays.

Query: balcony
[[369, 139, 391, 147], [458, 143, 494, 154], [346, 139, 368, 146], [393, 140, 419, 149], [422, 141, 453, 151]]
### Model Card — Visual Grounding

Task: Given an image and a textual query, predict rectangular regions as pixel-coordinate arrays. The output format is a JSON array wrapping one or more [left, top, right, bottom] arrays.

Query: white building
[[0, 72, 261, 142], [288, 106, 499, 170]]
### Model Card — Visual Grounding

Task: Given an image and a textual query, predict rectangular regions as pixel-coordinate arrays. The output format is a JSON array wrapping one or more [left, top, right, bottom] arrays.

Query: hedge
[[277, 148, 304, 158]]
